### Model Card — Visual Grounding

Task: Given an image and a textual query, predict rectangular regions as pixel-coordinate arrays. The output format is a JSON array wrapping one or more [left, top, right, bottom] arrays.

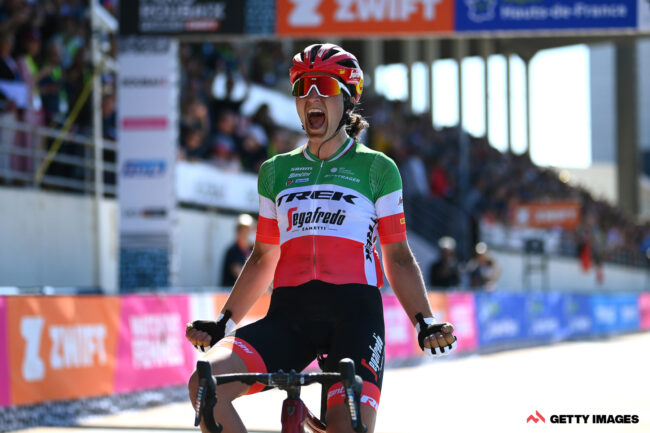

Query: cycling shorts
[[214, 279, 385, 413]]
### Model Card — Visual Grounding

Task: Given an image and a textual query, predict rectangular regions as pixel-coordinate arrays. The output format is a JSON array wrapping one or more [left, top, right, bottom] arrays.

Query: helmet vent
[[337, 59, 358, 69], [309, 44, 322, 63], [321, 48, 338, 61]]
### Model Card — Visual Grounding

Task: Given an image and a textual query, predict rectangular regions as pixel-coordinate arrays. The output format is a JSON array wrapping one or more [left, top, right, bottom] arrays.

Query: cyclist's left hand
[[415, 314, 457, 357]]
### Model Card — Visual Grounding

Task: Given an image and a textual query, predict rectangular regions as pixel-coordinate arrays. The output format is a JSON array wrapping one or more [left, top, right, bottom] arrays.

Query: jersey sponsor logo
[[290, 166, 313, 171], [277, 190, 358, 205], [286, 206, 346, 231], [364, 218, 378, 261], [296, 178, 309, 183], [289, 172, 310, 179], [327, 384, 345, 400]]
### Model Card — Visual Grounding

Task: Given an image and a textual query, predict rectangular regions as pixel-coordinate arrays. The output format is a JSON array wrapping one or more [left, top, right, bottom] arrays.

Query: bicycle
[[193, 357, 368, 433]]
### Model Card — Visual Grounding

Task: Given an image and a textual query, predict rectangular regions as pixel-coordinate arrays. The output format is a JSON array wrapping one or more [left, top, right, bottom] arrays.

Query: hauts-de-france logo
[[465, 0, 497, 22]]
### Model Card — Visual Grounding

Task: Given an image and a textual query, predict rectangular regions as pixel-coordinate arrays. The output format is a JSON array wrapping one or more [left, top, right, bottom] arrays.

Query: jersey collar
[[302, 137, 354, 162]]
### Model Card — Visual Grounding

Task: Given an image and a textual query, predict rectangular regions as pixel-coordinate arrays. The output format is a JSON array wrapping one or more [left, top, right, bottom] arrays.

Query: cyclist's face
[[295, 75, 347, 142]]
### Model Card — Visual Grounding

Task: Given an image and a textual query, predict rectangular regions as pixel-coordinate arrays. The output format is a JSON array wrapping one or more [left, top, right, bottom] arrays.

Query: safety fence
[[0, 291, 649, 408]]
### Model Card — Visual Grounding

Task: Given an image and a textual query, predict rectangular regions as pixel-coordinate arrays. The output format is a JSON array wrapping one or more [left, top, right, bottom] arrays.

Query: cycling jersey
[[256, 138, 406, 288]]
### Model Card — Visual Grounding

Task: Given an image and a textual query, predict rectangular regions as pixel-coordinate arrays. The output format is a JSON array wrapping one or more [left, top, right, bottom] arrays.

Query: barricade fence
[[0, 291, 649, 410], [0, 118, 117, 195]]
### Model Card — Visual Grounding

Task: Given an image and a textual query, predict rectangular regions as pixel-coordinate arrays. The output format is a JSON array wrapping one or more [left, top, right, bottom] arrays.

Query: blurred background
[[1, 1, 649, 432]]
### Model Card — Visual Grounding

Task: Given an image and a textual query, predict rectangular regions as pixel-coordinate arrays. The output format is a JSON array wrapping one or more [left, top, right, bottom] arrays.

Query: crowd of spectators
[[0, 0, 117, 184], [1, 2, 648, 269]]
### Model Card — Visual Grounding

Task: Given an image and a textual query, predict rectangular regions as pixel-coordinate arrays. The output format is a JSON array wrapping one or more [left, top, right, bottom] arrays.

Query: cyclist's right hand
[[185, 310, 235, 352]]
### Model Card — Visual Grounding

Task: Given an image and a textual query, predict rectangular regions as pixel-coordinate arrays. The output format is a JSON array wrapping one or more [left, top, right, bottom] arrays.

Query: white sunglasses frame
[[292, 77, 352, 99]]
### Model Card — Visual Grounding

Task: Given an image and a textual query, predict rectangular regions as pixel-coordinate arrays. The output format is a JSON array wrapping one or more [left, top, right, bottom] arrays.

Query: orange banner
[[276, 0, 454, 36], [7, 296, 120, 406], [511, 202, 581, 229]]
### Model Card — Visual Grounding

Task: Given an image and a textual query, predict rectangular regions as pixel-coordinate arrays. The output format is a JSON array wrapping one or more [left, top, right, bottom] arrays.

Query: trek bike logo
[[287, 0, 443, 27], [277, 189, 358, 205], [21, 316, 108, 382], [364, 218, 378, 261], [286, 206, 346, 231], [527, 411, 545, 423]]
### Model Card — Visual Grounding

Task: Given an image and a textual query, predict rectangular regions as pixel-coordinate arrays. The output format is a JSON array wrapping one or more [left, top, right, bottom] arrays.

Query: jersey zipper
[[312, 159, 325, 281]]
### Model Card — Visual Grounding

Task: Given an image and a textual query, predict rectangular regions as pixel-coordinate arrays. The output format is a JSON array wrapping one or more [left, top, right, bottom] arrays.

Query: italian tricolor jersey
[[256, 138, 406, 289]]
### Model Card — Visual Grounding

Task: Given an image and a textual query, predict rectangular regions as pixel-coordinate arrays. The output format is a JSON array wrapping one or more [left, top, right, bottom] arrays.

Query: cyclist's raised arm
[[220, 240, 280, 323]]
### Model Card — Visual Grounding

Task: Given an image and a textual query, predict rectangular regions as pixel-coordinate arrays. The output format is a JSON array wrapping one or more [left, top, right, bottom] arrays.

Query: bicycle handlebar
[[194, 358, 367, 433]]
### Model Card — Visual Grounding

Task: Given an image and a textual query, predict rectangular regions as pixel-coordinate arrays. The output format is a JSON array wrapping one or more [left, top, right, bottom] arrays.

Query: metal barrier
[[0, 118, 117, 196]]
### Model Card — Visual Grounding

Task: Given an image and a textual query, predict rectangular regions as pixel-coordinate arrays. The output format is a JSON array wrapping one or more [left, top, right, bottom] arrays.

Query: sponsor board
[[590, 294, 619, 334], [446, 292, 478, 352], [114, 295, 195, 393], [476, 292, 527, 347], [457, 0, 637, 32], [511, 201, 581, 229], [383, 295, 417, 360], [0, 297, 10, 407], [615, 294, 639, 332], [640, 292, 650, 330], [525, 292, 563, 341], [276, 0, 454, 36], [7, 296, 120, 406], [562, 293, 592, 338]]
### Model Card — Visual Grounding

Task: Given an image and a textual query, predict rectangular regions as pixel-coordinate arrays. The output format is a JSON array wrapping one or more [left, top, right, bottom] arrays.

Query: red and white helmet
[[290, 43, 364, 104]]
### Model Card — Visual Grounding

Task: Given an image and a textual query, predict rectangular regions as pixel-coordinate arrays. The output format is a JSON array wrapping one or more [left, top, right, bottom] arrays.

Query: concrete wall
[[2, 186, 647, 293]]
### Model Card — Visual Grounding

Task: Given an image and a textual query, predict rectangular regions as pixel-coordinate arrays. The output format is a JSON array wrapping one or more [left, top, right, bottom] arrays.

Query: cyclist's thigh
[[188, 342, 250, 401], [200, 314, 315, 397], [325, 404, 377, 433]]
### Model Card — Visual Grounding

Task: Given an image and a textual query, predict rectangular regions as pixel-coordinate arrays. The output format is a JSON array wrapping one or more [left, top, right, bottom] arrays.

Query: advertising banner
[[118, 37, 179, 290], [119, 0, 274, 36], [476, 292, 527, 347], [0, 297, 10, 407], [457, 0, 637, 32], [590, 294, 620, 334], [176, 162, 259, 213], [562, 293, 592, 338], [640, 0, 650, 30], [276, 0, 454, 36], [640, 292, 650, 330], [524, 292, 563, 342], [446, 292, 478, 352], [114, 295, 195, 393], [383, 294, 418, 360], [615, 294, 639, 332], [7, 296, 120, 406], [511, 201, 581, 229]]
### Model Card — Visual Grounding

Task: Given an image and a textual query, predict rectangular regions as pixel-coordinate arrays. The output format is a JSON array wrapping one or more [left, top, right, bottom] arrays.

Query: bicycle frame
[[194, 358, 366, 433]]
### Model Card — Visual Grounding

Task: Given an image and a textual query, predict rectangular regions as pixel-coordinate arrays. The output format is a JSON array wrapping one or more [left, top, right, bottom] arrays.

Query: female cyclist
[[186, 43, 457, 433]]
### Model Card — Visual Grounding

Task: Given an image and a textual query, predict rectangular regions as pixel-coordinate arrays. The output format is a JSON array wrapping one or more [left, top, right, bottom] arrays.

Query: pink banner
[[383, 295, 418, 360], [0, 297, 9, 407], [114, 295, 195, 393], [447, 292, 478, 352], [640, 293, 650, 330]]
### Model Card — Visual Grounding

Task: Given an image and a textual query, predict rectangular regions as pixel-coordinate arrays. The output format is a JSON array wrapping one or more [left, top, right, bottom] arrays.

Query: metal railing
[[0, 117, 117, 196]]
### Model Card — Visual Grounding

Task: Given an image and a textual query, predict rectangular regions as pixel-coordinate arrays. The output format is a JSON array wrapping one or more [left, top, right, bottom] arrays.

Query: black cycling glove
[[415, 312, 457, 357], [191, 310, 234, 352]]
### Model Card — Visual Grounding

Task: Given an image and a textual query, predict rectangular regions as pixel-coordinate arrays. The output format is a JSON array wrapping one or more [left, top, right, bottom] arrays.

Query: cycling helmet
[[290, 43, 363, 104]]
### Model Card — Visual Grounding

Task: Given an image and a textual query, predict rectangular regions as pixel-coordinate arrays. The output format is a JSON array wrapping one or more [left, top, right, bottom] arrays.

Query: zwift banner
[[0, 297, 10, 407], [457, 0, 637, 32]]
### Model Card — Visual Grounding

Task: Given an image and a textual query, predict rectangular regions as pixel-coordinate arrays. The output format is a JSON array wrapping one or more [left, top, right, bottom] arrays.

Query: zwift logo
[[122, 160, 166, 177]]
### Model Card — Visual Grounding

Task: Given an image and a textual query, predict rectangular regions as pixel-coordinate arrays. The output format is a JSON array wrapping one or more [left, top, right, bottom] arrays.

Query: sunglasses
[[292, 75, 351, 98]]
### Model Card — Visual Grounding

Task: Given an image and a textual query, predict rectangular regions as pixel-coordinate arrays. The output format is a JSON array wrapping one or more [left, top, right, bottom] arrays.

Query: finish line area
[[12, 332, 650, 433]]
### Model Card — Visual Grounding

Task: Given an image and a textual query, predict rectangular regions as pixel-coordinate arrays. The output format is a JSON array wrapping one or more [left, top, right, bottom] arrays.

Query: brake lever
[[195, 360, 223, 433], [338, 358, 368, 433]]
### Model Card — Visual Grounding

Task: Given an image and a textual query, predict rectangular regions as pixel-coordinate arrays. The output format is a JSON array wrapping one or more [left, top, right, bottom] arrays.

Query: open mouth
[[307, 108, 326, 130]]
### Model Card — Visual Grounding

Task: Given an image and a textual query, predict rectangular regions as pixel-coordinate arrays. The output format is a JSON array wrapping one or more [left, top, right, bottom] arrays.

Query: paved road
[[13, 332, 650, 433]]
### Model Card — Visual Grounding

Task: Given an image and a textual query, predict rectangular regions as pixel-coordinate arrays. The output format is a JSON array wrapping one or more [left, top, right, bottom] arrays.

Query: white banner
[[640, 0, 650, 30], [118, 37, 178, 236], [176, 162, 258, 213]]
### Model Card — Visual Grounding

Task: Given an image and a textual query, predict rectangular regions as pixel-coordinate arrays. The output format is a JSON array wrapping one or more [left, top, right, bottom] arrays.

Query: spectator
[[179, 124, 208, 161], [466, 242, 501, 290], [220, 214, 255, 287], [38, 40, 66, 125], [429, 236, 461, 289]]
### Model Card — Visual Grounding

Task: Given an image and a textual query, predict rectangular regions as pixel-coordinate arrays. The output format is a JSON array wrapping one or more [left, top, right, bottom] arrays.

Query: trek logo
[[287, 0, 443, 26], [527, 411, 545, 423], [21, 316, 108, 382], [364, 218, 378, 261], [286, 206, 346, 231], [277, 190, 358, 205], [360, 395, 378, 410]]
